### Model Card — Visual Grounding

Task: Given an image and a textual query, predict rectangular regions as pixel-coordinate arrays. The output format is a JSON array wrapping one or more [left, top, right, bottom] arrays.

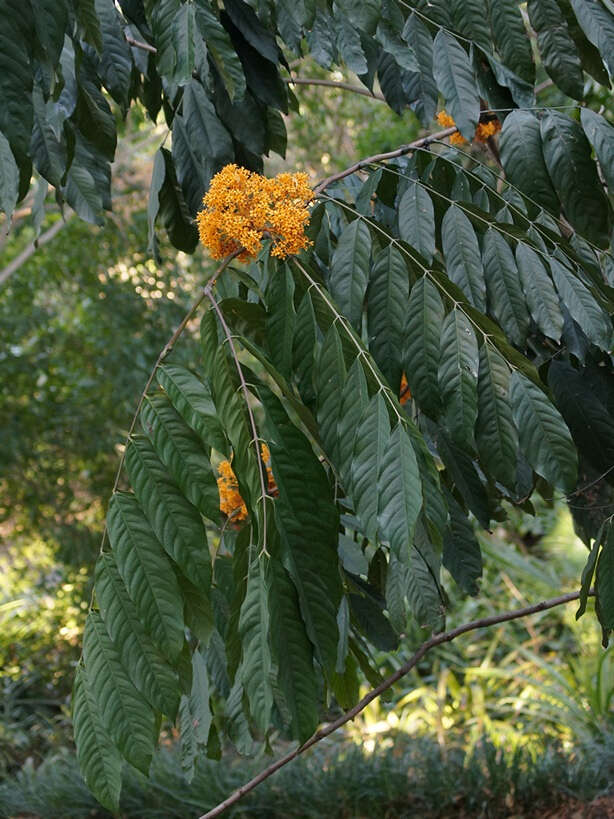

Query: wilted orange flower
[[400, 373, 412, 405], [217, 444, 278, 522], [217, 459, 248, 522], [436, 110, 501, 145], [197, 164, 313, 262]]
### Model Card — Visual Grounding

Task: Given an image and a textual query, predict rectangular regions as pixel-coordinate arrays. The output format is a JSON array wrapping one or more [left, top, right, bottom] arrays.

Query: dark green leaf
[[401, 13, 437, 125], [549, 258, 612, 350], [125, 436, 212, 588], [95, 554, 180, 719], [223, 0, 279, 63], [157, 363, 227, 453], [238, 558, 273, 733], [336, 18, 368, 75], [398, 180, 435, 263], [499, 111, 559, 216], [450, 0, 491, 50], [443, 492, 482, 595], [576, 529, 601, 619], [541, 111, 611, 248], [261, 387, 342, 674], [337, 359, 369, 493], [581, 108, 614, 195], [482, 229, 529, 347], [107, 492, 185, 662], [377, 424, 422, 562], [32, 0, 69, 64], [367, 245, 409, 390], [72, 667, 122, 813], [351, 393, 390, 541], [476, 344, 518, 490], [489, 0, 534, 83], [515, 243, 563, 341], [0, 132, 18, 218], [195, 0, 246, 100], [436, 431, 491, 528], [376, 20, 418, 72], [432, 30, 479, 140], [179, 651, 212, 783], [441, 205, 486, 311], [0, 6, 33, 152], [330, 219, 372, 331], [509, 370, 577, 492], [596, 523, 614, 636], [528, 0, 584, 99], [407, 536, 445, 631], [569, 0, 614, 85], [96, 0, 134, 109], [83, 612, 156, 773], [404, 277, 444, 418], [439, 309, 479, 451], [316, 324, 347, 464], [266, 263, 296, 379], [141, 394, 219, 521]]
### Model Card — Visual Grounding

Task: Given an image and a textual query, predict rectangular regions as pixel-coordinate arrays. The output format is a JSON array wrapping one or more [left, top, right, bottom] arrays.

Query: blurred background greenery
[[1, 64, 613, 818]]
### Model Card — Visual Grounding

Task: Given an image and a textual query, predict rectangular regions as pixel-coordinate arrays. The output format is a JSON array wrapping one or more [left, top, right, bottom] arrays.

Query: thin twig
[[0, 216, 72, 286], [285, 76, 386, 101], [205, 288, 269, 556], [126, 35, 157, 54], [200, 589, 590, 818], [313, 126, 458, 194]]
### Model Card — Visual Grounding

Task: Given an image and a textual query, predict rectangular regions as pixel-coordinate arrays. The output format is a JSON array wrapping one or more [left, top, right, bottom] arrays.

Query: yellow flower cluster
[[436, 110, 502, 144], [197, 164, 313, 262], [217, 444, 277, 523]]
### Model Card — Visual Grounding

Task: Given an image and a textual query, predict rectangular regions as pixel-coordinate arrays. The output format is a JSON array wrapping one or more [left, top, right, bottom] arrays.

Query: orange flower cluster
[[436, 110, 501, 144], [400, 373, 412, 405], [217, 443, 277, 523], [197, 164, 313, 262]]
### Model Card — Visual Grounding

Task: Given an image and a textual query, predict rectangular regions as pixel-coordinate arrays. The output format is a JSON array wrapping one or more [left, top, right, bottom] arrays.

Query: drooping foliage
[[2, 0, 614, 811]]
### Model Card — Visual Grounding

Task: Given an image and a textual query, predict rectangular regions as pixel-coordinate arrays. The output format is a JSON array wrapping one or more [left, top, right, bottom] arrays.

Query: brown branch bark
[[200, 589, 590, 818], [313, 126, 459, 194], [125, 35, 157, 53], [284, 76, 386, 101]]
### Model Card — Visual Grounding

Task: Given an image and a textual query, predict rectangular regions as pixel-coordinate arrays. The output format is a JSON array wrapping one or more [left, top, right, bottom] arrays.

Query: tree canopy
[[2, 0, 614, 812]]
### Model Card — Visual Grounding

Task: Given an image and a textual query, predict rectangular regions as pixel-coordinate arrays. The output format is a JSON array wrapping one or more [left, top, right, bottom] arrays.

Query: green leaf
[[385, 552, 409, 633], [329, 219, 372, 332], [157, 363, 227, 453], [596, 523, 614, 637], [489, 0, 534, 83], [351, 393, 391, 542], [476, 344, 518, 491], [366, 245, 409, 390], [528, 0, 584, 99], [436, 431, 491, 528], [32, 0, 69, 64], [156, 146, 199, 253], [179, 650, 212, 782], [401, 13, 437, 125], [74, 0, 103, 52], [576, 529, 601, 619], [82, 612, 156, 773], [261, 388, 342, 674], [549, 258, 612, 350], [349, 592, 398, 651], [95, 554, 180, 720], [377, 424, 422, 563], [337, 359, 369, 493], [141, 394, 220, 521], [195, 0, 246, 100], [398, 180, 435, 263], [316, 324, 347, 465], [0, 132, 18, 219], [580, 108, 614, 195], [72, 666, 122, 813], [499, 111, 559, 216], [182, 78, 234, 164], [336, 18, 368, 75], [106, 492, 185, 662], [404, 277, 444, 418], [96, 0, 134, 109], [450, 0, 491, 50], [238, 558, 273, 733], [407, 536, 445, 632], [147, 150, 166, 260], [293, 291, 318, 407], [441, 205, 486, 311], [223, 0, 279, 63], [541, 111, 611, 248], [265, 537, 319, 742], [482, 229, 529, 347], [30, 84, 66, 189], [443, 493, 482, 596], [569, 0, 614, 85], [0, 9, 33, 152], [376, 20, 418, 73], [172, 1, 197, 85], [125, 436, 212, 588], [515, 243, 563, 341], [64, 164, 104, 226], [432, 30, 479, 140], [266, 263, 296, 379], [438, 309, 479, 451], [509, 370, 577, 492]]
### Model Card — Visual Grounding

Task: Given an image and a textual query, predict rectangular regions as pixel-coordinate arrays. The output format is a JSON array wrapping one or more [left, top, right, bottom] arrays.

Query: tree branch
[[284, 76, 386, 101], [0, 216, 72, 287], [200, 589, 591, 818], [125, 35, 157, 53], [313, 126, 458, 194]]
